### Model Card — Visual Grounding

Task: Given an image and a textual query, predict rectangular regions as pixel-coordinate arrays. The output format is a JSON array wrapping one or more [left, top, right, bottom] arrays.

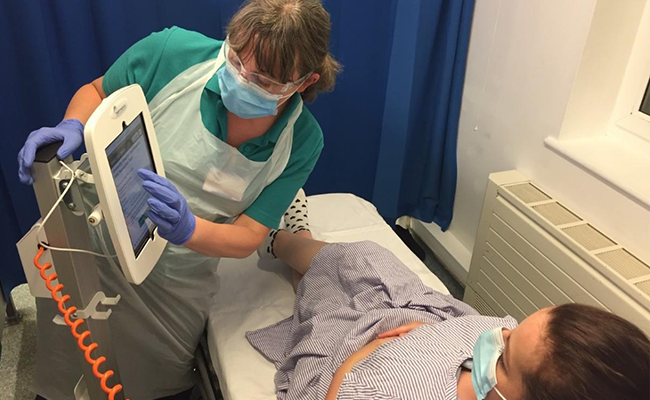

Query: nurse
[[17, 0, 340, 399]]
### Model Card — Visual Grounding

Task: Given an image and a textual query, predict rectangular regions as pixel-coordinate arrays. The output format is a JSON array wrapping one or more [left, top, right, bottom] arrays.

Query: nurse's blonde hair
[[226, 0, 341, 103]]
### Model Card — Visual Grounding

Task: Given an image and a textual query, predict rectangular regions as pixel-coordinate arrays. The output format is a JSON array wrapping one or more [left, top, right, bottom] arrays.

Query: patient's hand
[[377, 321, 426, 339], [327, 324, 427, 400]]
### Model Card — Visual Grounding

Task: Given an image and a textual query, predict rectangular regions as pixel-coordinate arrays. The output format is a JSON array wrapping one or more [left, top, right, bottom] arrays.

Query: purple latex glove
[[18, 119, 84, 185], [138, 169, 196, 246]]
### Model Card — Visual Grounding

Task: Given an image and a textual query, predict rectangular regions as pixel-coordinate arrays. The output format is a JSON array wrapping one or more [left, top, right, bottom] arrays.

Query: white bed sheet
[[207, 193, 449, 400]]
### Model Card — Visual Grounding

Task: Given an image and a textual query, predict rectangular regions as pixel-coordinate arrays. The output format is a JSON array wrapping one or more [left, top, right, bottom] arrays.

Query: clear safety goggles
[[224, 38, 311, 96]]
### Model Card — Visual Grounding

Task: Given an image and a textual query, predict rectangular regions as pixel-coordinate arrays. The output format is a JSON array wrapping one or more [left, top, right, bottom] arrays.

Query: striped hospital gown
[[246, 242, 518, 400]]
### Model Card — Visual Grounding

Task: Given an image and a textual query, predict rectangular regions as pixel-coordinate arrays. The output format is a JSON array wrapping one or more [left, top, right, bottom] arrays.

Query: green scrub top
[[103, 26, 324, 229]]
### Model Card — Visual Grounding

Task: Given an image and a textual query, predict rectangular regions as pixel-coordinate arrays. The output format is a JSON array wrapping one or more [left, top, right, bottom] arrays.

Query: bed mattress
[[206, 194, 449, 400]]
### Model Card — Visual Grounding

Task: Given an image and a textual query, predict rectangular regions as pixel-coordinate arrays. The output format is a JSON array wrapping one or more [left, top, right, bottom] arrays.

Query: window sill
[[544, 135, 650, 208]]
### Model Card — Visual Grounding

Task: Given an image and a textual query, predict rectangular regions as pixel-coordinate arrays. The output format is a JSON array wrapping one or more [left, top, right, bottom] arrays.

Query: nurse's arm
[[185, 214, 270, 259], [63, 76, 107, 125]]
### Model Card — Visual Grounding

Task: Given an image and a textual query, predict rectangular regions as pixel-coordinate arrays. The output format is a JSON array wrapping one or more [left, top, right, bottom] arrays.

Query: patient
[[249, 193, 650, 400]]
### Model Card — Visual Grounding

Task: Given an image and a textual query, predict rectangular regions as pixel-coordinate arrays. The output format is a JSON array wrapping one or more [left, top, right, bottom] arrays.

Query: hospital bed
[[202, 193, 450, 400]]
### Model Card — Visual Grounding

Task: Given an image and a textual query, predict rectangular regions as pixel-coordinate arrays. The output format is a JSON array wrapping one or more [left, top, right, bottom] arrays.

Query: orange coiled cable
[[34, 247, 130, 400]]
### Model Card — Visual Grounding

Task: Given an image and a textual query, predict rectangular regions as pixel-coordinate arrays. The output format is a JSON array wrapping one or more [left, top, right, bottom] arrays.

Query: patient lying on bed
[[248, 212, 649, 400]]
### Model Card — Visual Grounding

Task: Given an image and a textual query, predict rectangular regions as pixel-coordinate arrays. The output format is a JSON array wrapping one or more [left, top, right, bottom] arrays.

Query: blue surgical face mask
[[471, 327, 509, 400], [217, 63, 286, 119]]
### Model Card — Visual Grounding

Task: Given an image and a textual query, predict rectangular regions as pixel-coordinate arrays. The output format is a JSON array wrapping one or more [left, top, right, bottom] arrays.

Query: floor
[[1, 284, 37, 400], [395, 225, 465, 299], [0, 231, 464, 400], [419, 240, 465, 299]]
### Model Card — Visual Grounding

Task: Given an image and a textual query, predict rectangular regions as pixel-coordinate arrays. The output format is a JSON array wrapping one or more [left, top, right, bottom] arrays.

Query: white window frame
[[609, 0, 650, 144]]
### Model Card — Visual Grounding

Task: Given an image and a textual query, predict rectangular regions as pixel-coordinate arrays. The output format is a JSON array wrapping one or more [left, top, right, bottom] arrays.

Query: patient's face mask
[[471, 328, 509, 400]]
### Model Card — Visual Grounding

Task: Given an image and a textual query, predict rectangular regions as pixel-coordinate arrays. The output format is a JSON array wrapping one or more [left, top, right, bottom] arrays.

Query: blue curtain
[[0, 0, 244, 299], [0, 0, 473, 297], [372, 0, 475, 230], [305, 1, 398, 198]]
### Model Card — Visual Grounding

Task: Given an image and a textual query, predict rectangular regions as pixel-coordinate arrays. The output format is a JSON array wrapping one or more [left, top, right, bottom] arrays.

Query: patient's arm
[[377, 321, 426, 339], [325, 322, 427, 399], [325, 336, 399, 400]]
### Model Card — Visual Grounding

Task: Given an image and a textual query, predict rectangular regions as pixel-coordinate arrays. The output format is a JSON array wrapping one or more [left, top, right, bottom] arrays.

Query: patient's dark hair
[[524, 304, 650, 400]]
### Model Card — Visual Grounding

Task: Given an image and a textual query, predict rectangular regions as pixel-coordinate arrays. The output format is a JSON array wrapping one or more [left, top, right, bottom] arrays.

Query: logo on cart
[[113, 104, 127, 117]]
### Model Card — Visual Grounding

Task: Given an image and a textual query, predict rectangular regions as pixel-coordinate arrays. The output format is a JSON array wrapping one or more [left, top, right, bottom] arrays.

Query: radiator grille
[[635, 279, 650, 297], [597, 249, 650, 280], [505, 183, 550, 203], [473, 293, 499, 317], [533, 202, 582, 226], [470, 172, 650, 336], [561, 224, 616, 251]]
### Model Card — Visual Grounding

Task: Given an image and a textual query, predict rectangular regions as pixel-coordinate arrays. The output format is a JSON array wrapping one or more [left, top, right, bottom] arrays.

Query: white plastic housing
[[84, 84, 167, 284]]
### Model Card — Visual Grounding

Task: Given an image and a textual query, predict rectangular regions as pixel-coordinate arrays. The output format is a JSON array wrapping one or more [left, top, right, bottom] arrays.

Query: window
[[545, 0, 650, 207], [640, 79, 650, 116], [610, 3, 650, 144], [613, 72, 650, 143]]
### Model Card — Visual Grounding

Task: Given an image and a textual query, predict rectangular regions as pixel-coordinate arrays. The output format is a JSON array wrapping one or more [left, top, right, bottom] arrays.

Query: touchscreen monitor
[[105, 113, 155, 257]]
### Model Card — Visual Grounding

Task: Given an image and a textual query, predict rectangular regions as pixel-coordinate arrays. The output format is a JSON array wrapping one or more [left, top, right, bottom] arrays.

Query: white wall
[[421, 0, 650, 277]]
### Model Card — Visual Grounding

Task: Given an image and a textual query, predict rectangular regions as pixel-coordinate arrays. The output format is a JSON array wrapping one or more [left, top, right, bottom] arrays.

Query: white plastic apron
[[33, 45, 303, 400]]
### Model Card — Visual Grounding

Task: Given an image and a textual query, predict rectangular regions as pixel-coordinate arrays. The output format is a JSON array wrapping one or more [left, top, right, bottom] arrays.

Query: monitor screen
[[106, 113, 156, 257]]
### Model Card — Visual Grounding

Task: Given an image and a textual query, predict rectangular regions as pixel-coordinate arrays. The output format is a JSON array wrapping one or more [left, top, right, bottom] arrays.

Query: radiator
[[464, 171, 650, 335]]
